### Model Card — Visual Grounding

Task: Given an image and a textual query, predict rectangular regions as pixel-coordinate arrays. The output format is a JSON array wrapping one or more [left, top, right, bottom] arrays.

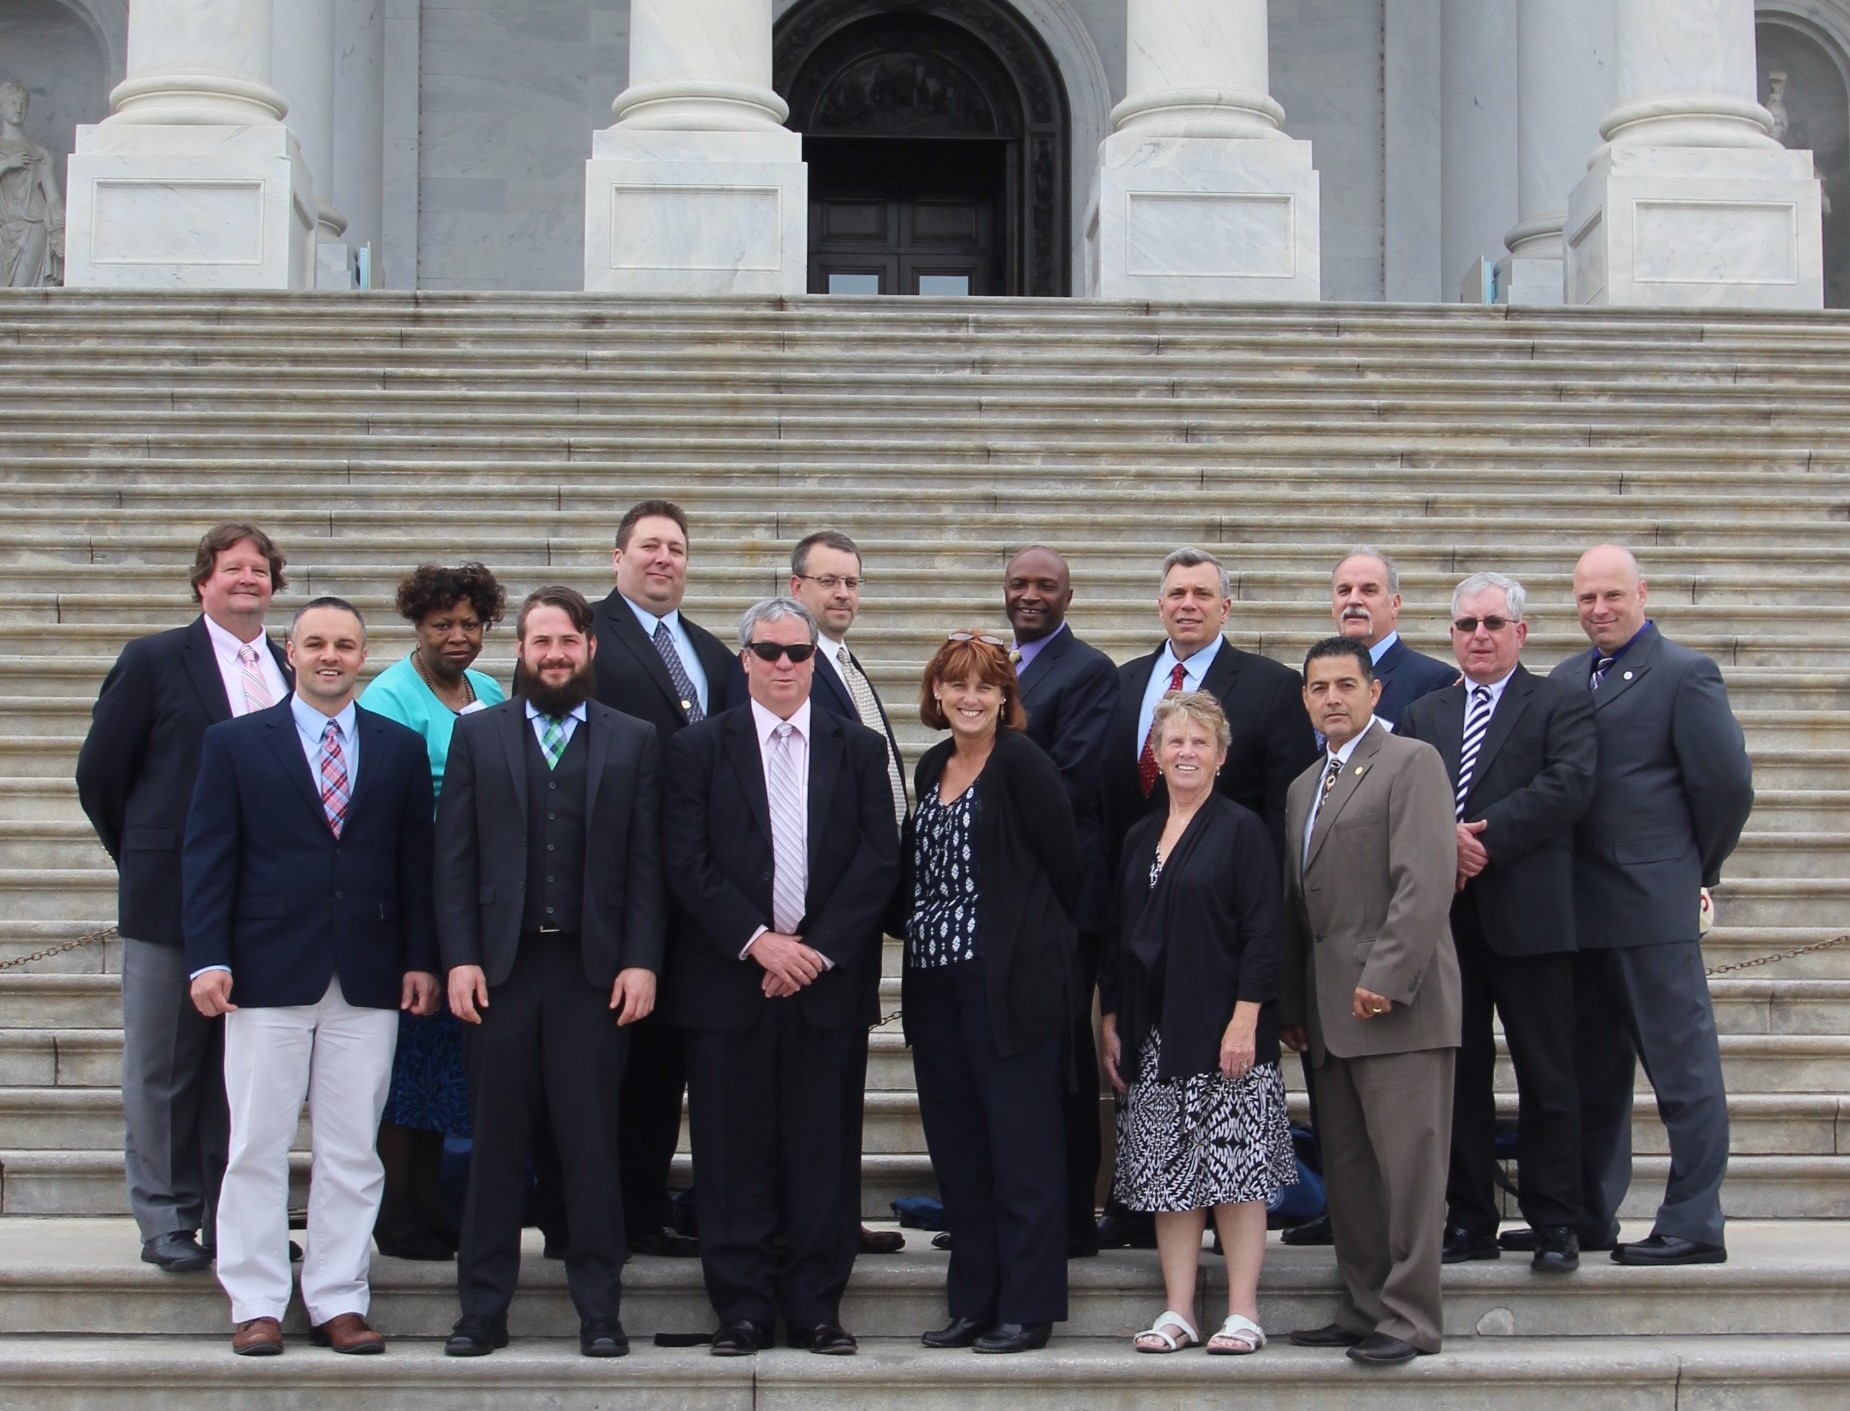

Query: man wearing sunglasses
[[1397, 573, 1597, 1274], [662, 598, 901, 1356]]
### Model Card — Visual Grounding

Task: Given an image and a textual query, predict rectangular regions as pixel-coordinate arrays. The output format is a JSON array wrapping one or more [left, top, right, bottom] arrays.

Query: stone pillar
[[333, 0, 387, 285], [1092, 0, 1319, 301], [64, 0, 315, 289], [273, 0, 355, 288], [1440, 0, 1517, 302], [1497, 0, 1613, 304], [584, 0, 805, 295], [1564, 0, 1823, 307]]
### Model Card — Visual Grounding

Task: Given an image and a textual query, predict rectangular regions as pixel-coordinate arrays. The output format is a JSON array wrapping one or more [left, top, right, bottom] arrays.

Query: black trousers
[[1063, 928, 1105, 1239], [684, 1002, 866, 1333], [1445, 894, 1581, 1235], [457, 931, 629, 1322], [910, 962, 1067, 1326], [618, 1009, 687, 1238]]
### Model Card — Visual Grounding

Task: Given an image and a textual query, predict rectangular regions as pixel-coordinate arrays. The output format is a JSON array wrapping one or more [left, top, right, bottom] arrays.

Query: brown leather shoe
[[231, 1317, 283, 1356], [310, 1312, 386, 1355], [858, 1225, 904, 1254]]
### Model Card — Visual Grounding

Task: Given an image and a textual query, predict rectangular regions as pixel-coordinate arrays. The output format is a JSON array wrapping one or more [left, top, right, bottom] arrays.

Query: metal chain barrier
[[0, 925, 117, 972], [1705, 932, 1850, 978]]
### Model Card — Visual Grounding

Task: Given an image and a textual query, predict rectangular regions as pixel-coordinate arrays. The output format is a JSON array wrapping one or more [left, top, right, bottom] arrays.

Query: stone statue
[[0, 81, 65, 288], [1766, 71, 1791, 143]]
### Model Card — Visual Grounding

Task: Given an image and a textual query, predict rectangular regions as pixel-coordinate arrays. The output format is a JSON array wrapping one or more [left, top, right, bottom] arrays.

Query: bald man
[[1547, 546, 1752, 1266]]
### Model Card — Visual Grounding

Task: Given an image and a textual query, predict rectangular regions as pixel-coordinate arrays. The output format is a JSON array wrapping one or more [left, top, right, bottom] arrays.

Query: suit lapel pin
[[1622, 671, 1633, 681]]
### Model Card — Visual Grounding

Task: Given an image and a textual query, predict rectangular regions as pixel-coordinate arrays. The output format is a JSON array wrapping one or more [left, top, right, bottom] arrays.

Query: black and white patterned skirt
[[1115, 1029, 1296, 1213]]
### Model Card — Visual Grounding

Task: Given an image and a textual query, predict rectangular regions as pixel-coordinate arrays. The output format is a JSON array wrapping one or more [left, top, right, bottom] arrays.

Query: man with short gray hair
[[663, 597, 901, 1355], [1330, 548, 1454, 730]]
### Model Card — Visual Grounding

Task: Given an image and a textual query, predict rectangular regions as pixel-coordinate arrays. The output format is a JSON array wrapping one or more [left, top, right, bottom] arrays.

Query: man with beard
[[1331, 548, 1454, 731], [436, 586, 666, 1357]]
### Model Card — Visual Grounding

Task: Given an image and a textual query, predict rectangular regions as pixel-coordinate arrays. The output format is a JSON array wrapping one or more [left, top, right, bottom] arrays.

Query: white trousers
[[215, 977, 397, 1325]]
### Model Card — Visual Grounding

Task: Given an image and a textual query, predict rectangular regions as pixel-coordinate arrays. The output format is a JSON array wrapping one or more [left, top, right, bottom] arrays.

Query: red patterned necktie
[[1138, 662, 1188, 796], [318, 719, 350, 838]]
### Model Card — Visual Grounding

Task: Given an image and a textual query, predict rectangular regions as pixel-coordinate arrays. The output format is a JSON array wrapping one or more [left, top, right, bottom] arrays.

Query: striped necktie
[[318, 720, 350, 838], [767, 723, 807, 935], [838, 646, 907, 824], [1590, 655, 1616, 690], [1456, 685, 1493, 819], [652, 621, 705, 723], [236, 643, 272, 714]]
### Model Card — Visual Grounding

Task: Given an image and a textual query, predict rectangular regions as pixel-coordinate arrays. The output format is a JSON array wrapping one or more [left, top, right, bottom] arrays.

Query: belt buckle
[[538, 925, 561, 935]]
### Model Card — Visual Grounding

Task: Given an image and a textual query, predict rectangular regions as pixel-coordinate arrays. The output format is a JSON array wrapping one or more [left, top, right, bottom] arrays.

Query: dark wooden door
[[808, 137, 1006, 296]]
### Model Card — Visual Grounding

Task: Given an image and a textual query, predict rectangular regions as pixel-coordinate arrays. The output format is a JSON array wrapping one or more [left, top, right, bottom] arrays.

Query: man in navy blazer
[[184, 597, 439, 1357], [1331, 548, 1455, 730], [76, 523, 292, 1273], [1003, 546, 1120, 1256], [663, 598, 900, 1356]]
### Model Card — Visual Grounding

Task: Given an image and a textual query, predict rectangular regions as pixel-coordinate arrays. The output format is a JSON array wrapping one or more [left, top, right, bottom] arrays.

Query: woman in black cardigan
[[900, 629, 1080, 1355], [1101, 692, 1295, 1355]]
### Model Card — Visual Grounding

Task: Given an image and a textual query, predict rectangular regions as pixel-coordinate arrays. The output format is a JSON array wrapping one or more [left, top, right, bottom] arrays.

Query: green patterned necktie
[[540, 714, 567, 769]]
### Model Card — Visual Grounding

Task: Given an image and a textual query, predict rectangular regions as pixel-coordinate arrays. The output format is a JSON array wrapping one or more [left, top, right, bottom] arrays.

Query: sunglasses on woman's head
[[947, 632, 1008, 649]]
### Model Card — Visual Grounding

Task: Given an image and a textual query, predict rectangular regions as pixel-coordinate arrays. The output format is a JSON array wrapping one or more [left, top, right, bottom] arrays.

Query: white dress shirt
[[203, 614, 288, 717], [1135, 634, 1224, 759], [525, 698, 588, 750], [1303, 719, 1376, 866]]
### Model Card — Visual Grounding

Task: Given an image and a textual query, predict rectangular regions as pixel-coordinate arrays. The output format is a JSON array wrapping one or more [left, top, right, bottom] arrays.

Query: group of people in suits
[[76, 513, 1752, 1367]]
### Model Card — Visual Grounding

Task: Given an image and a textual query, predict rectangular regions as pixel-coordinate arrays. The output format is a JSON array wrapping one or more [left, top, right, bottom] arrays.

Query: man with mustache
[[436, 586, 666, 1357], [1331, 548, 1454, 731]]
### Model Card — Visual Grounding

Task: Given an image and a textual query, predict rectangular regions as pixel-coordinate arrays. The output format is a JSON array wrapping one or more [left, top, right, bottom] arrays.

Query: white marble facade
[[13, 0, 1838, 305]]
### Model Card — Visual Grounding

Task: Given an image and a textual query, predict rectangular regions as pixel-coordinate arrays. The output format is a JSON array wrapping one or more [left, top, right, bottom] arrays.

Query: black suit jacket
[[77, 617, 293, 946], [810, 642, 906, 803], [591, 589, 742, 738], [181, 700, 437, 1008], [1549, 625, 1754, 948], [1016, 626, 1120, 933], [1398, 664, 1598, 956], [434, 699, 666, 990], [1373, 636, 1458, 731], [1102, 637, 1317, 867], [663, 704, 900, 1033]]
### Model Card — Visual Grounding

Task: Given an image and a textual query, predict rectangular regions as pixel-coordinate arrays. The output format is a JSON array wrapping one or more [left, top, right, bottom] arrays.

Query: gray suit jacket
[[1282, 721, 1461, 1063], [1548, 624, 1753, 949]]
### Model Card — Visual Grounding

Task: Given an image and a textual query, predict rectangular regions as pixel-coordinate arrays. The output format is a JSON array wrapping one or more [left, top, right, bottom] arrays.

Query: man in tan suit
[[1281, 637, 1461, 1366]]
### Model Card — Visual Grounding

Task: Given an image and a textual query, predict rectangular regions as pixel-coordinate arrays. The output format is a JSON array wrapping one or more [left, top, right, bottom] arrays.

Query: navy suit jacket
[[77, 617, 292, 946], [1372, 636, 1457, 731], [182, 699, 438, 1009], [1015, 626, 1120, 932]]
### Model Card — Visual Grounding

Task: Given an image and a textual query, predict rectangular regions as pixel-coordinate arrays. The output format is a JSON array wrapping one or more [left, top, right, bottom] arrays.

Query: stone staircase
[[0, 291, 1845, 1406]]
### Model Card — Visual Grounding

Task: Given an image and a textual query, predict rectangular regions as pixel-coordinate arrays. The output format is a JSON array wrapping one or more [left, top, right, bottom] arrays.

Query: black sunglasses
[[1453, 616, 1515, 633], [745, 641, 817, 663]]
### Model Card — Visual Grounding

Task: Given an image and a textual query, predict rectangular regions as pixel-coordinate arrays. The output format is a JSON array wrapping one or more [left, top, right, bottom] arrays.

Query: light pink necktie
[[237, 643, 272, 715]]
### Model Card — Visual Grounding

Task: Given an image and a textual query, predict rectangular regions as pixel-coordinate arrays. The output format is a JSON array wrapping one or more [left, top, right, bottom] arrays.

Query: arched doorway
[[775, 0, 1071, 296], [1760, 14, 1850, 307]]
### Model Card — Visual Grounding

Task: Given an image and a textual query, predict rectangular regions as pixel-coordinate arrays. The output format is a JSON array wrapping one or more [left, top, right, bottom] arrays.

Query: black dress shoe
[[141, 1232, 212, 1273], [932, 1231, 953, 1251], [631, 1226, 701, 1258], [1094, 1211, 1157, 1249], [1501, 1220, 1618, 1253], [921, 1316, 993, 1348], [1441, 1224, 1501, 1263], [1532, 1226, 1580, 1272], [1347, 1333, 1423, 1366], [444, 1314, 508, 1357], [1280, 1213, 1334, 1247], [580, 1317, 630, 1358], [374, 1227, 454, 1261], [1066, 1232, 1100, 1259], [972, 1322, 1052, 1353], [710, 1320, 768, 1356], [792, 1322, 858, 1355], [1611, 1233, 1726, 1266], [1289, 1322, 1365, 1348]]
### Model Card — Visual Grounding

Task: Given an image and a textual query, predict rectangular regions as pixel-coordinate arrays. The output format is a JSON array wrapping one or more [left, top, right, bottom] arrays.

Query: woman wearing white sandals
[[1101, 692, 1296, 1356]]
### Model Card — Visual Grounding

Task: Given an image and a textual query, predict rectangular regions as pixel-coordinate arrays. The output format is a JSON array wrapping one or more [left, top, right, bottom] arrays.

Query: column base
[[1092, 134, 1320, 303], [1564, 144, 1822, 308], [316, 242, 357, 290], [63, 124, 315, 290], [1494, 254, 1565, 306], [584, 127, 806, 296]]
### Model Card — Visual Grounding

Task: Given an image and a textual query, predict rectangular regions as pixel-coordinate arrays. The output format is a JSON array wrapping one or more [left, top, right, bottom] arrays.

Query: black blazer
[[810, 643, 907, 804], [1104, 794, 1284, 1083], [76, 617, 292, 947], [591, 588, 742, 739], [1102, 637, 1317, 868], [1398, 664, 1598, 957], [1016, 626, 1121, 933], [900, 728, 1082, 1057], [1373, 636, 1458, 731], [434, 699, 666, 989], [181, 701, 437, 1009], [663, 704, 900, 1032]]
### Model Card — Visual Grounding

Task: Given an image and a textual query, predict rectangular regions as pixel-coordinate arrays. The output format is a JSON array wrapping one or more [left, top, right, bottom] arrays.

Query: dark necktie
[[652, 621, 705, 723], [1590, 655, 1615, 690], [1138, 662, 1188, 796], [1455, 685, 1492, 819]]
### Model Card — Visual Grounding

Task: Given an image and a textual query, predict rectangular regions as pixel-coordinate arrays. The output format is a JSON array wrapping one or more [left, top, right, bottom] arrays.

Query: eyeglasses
[[797, 573, 864, 592], [1452, 616, 1516, 633], [947, 631, 1008, 649], [745, 641, 817, 663]]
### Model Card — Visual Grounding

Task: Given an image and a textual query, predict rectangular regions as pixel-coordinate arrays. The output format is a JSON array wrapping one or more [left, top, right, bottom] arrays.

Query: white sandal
[[1206, 1313, 1266, 1355], [1133, 1309, 1200, 1354]]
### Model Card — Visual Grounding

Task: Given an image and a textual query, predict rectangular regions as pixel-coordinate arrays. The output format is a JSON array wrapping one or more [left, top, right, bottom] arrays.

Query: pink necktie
[[318, 720, 350, 838], [237, 643, 272, 714]]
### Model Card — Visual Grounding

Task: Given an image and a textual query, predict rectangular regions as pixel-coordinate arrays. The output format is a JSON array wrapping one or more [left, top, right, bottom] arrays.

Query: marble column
[[1564, 0, 1823, 307], [64, 0, 315, 288], [333, 0, 386, 286], [1440, 0, 1517, 302], [1092, 0, 1320, 301], [1497, 0, 1613, 304], [584, 0, 805, 295], [274, 0, 354, 288]]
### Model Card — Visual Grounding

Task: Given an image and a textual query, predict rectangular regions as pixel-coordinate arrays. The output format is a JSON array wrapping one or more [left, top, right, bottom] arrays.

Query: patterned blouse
[[907, 780, 981, 968]]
